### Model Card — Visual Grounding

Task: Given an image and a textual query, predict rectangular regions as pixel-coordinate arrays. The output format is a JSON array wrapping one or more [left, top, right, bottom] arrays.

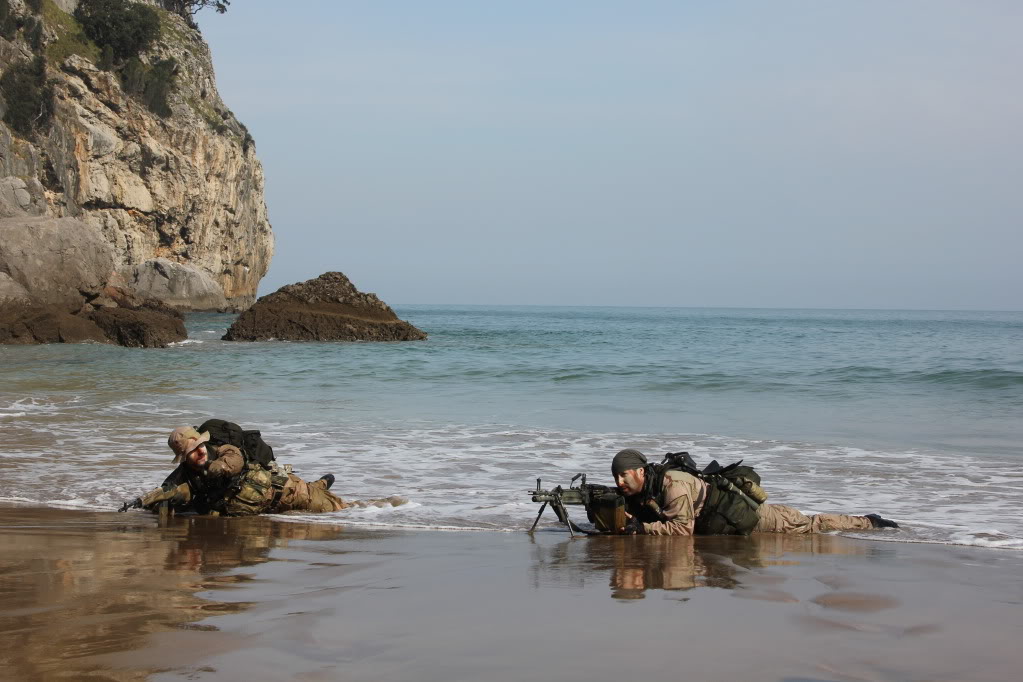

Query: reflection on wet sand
[[532, 532, 880, 601], [0, 506, 345, 680]]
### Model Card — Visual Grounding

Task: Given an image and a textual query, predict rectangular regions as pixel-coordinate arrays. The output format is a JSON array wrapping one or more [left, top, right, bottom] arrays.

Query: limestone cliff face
[[0, 0, 273, 310]]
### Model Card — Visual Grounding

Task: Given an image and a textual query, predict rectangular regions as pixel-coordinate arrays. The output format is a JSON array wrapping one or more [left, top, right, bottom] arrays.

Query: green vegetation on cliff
[[75, 0, 160, 61], [61, 0, 176, 118], [41, 0, 101, 65], [123, 56, 177, 118], [1, 56, 54, 137], [1, 0, 18, 40], [4, 1, 241, 133]]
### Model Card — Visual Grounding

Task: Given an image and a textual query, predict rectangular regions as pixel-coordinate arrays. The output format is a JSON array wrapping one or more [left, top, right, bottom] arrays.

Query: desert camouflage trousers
[[274, 474, 348, 513], [754, 503, 873, 534]]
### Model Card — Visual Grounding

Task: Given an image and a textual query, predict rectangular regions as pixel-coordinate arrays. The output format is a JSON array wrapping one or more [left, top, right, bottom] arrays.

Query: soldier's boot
[[865, 513, 899, 529], [317, 474, 335, 490]]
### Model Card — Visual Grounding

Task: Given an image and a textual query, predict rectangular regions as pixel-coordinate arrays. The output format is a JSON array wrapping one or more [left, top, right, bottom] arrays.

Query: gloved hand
[[621, 516, 644, 535], [118, 498, 142, 512]]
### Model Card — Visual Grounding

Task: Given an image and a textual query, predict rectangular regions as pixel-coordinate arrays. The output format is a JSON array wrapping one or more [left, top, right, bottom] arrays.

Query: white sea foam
[[2, 405, 1021, 549]]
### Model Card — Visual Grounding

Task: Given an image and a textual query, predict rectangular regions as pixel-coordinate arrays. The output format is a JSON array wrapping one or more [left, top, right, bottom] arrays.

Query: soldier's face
[[185, 443, 208, 470], [615, 467, 645, 496]]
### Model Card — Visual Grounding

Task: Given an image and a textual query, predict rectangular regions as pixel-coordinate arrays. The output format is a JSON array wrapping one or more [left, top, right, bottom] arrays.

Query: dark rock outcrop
[[88, 305, 187, 348], [0, 304, 109, 345], [0, 300, 186, 347], [223, 272, 426, 342]]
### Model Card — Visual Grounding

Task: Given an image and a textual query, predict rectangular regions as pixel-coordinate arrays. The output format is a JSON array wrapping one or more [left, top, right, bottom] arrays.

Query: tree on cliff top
[[75, 0, 160, 62], [161, 1, 230, 27]]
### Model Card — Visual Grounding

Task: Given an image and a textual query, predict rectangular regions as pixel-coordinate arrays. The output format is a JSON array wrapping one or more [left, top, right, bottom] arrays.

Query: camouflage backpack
[[196, 419, 275, 469], [661, 452, 767, 535]]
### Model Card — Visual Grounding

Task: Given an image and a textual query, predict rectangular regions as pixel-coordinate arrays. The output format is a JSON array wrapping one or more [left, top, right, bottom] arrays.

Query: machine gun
[[528, 473, 626, 536]]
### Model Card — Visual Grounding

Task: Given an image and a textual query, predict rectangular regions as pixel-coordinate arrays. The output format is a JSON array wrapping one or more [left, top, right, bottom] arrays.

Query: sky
[[200, 1, 1022, 310]]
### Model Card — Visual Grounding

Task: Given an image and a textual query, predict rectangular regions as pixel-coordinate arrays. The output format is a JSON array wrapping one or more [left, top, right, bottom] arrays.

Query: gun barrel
[[531, 489, 585, 505]]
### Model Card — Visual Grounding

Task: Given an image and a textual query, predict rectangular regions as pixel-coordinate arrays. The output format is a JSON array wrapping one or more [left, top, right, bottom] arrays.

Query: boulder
[[0, 216, 116, 311], [0, 176, 46, 218], [0, 272, 31, 305], [223, 272, 427, 342], [131, 258, 229, 311], [0, 304, 110, 345], [88, 305, 187, 348]]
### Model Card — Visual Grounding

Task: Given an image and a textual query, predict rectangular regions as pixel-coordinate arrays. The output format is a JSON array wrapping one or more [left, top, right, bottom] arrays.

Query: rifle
[[528, 473, 626, 536], [117, 483, 188, 516], [118, 497, 143, 512]]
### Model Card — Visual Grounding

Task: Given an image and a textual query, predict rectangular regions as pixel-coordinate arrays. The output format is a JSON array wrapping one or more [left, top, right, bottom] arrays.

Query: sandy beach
[[1, 504, 1021, 681]]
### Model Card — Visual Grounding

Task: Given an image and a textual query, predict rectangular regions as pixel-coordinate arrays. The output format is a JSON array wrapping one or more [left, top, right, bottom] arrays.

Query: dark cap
[[611, 449, 648, 476]]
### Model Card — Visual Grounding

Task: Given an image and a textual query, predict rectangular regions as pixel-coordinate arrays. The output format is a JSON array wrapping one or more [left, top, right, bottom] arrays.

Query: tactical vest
[[220, 460, 291, 516], [636, 453, 767, 536]]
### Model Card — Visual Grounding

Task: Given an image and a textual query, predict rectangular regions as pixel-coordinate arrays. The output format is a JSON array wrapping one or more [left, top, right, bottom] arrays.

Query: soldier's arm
[[206, 445, 245, 478], [139, 482, 193, 510], [160, 463, 189, 489], [640, 476, 698, 536]]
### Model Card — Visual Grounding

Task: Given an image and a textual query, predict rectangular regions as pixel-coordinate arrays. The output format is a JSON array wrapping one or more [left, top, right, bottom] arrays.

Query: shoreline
[[2, 504, 1022, 681]]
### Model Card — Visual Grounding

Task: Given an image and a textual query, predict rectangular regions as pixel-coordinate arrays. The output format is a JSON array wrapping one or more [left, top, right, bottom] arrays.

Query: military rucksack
[[660, 451, 767, 535], [196, 419, 275, 469]]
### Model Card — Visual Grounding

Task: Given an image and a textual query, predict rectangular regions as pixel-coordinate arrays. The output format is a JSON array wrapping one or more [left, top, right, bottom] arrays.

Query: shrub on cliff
[[0, 0, 16, 41], [121, 57, 177, 118], [1, 56, 54, 138], [74, 0, 160, 62], [26, 16, 43, 51], [143, 58, 176, 118]]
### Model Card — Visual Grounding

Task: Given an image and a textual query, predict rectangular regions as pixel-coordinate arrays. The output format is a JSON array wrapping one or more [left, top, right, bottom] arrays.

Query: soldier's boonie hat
[[611, 448, 648, 475], [168, 426, 211, 463]]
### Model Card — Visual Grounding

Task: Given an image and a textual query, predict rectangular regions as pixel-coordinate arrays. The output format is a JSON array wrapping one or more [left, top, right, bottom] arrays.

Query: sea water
[[1, 306, 1021, 548]]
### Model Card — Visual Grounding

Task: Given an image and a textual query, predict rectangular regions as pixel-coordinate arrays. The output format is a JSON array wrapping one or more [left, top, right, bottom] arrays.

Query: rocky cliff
[[0, 0, 273, 312]]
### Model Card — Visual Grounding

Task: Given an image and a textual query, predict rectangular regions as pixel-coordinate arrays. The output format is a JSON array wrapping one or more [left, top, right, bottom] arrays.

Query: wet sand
[[1, 504, 1021, 682]]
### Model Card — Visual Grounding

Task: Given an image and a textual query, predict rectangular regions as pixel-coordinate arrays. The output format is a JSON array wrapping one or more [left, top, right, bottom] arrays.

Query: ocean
[[1, 305, 1021, 548]]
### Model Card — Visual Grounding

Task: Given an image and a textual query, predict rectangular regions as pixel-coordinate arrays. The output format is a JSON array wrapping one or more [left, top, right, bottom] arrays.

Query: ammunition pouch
[[586, 492, 627, 533], [267, 461, 292, 511], [223, 464, 274, 516]]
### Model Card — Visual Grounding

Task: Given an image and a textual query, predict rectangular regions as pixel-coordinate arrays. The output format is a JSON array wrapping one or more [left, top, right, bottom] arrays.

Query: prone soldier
[[610, 449, 899, 536], [122, 426, 347, 516]]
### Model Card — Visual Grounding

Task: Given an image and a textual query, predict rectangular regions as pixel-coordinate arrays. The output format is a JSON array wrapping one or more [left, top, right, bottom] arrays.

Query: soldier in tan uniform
[[610, 449, 898, 536], [128, 427, 348, 516]]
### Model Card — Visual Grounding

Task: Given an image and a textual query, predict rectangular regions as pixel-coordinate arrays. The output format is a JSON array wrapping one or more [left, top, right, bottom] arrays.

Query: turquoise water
[[2, 305, 1021, 547]]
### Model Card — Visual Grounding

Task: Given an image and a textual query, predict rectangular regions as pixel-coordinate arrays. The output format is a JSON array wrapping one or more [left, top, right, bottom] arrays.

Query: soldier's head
[[168, 426, 211, 468], [612, 449, 647, 496]]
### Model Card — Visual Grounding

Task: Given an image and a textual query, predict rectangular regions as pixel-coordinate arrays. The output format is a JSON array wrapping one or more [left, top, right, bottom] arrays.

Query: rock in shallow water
[[88, 305, 187, 348], [0, 304, 109, 345], [223, 272, 427, 342], [0, 301, 186, 348]]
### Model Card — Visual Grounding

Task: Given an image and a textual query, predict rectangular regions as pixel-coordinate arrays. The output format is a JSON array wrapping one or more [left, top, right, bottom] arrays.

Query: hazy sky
[[200, 1, 1022, 309]]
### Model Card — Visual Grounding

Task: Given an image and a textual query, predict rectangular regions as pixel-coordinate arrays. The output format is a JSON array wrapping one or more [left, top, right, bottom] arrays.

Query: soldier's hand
[[118, 498, 142, 512], [621, 516, 644, 535]]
